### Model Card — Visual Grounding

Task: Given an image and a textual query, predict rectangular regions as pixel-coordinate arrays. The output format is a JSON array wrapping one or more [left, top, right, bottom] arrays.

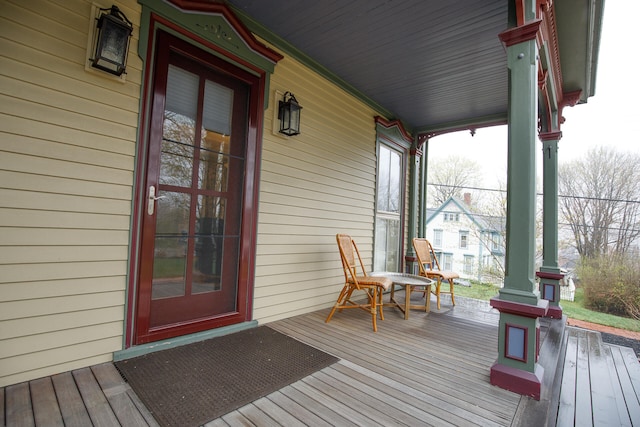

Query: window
[[464, 255, 474, 275], [433, 229, 443, 247], [491, 233, 502, 251], [459, 231, 469, 249], [374, 144, 403, 271], [439, 252, 453, 271], [444, 212, 460, 222]]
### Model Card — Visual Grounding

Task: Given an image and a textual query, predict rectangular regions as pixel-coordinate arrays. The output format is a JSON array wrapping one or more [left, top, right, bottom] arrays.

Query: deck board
[[92, 363, 154, 427], [73, 367, 121, 427], [51, 371, 94, 427], [557, 331, 578, 425], [30, 377, 64, 427], [609, 346, 640, 426], [5, 382, 34, 427]]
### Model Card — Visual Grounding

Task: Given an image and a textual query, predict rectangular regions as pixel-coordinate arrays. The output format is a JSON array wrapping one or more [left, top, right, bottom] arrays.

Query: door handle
[[147, 186, 166, 215]]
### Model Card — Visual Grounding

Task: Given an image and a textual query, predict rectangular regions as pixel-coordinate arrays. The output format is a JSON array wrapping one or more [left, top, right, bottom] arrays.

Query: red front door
[[134, 31, 259, 344]]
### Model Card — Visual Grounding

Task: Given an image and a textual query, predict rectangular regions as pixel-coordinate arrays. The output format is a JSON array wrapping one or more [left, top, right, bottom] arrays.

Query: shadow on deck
[[2, 294, 639, 426]]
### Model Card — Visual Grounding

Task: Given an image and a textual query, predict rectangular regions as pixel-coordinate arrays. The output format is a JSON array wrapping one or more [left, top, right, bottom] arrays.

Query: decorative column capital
[[499, 19, 542, 47], [539, 131, 562, 142]]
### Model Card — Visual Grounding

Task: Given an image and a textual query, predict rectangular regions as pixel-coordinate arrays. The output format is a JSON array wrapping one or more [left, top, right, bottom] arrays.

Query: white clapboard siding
[[0, 0, 141, 387], [254, 54, 382, 323]]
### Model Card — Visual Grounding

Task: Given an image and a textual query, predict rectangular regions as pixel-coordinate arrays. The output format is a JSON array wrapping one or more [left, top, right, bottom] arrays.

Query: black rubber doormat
[[115, 326, 338, 427]]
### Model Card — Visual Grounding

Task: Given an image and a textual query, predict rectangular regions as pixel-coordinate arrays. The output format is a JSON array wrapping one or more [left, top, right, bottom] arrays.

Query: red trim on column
[[491, 363, 544, 400], [490, 297, 549, 318], [538, 131, 562, 142], [499, 19, 542, 46], [536, 270, 564, 280]]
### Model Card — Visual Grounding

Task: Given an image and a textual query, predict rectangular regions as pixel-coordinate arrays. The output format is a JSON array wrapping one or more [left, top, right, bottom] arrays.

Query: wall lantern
[[90, 5, 133, 76], [278, 92, 302, 136]]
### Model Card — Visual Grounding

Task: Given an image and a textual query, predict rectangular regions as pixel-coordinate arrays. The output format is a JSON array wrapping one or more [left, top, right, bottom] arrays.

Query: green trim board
[[114, 321, 259, 361]]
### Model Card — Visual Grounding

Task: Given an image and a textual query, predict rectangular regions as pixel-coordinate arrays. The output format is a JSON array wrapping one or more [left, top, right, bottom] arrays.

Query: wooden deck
[[2, 294, 639, 426]]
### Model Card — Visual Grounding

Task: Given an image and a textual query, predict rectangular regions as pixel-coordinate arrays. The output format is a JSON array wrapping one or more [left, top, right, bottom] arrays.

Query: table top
[[369, 271, 433, 286]]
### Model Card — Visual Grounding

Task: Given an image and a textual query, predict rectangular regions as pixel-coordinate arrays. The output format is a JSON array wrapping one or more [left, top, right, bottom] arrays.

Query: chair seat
[[349, 275, 392, 291], [423, 270, 459, 281]]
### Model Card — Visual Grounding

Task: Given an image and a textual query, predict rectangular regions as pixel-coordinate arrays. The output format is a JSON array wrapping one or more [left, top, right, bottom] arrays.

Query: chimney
[[464, 192, 471, 206]]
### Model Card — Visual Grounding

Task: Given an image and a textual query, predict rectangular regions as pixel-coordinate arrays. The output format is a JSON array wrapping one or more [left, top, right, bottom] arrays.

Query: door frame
[[125, 6, 280, 347]]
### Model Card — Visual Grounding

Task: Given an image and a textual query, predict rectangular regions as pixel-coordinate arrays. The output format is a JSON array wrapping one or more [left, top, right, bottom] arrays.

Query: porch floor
[[2, 295, 639, 426]]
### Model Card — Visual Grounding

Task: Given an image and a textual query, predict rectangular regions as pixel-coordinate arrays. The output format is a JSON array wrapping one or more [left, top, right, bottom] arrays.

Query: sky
[[429, 1, 640, 188]]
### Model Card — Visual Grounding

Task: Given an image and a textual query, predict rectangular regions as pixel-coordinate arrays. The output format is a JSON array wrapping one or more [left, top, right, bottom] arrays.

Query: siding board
[[0, 209, 129, 230], [0, 228, 130, 246], [0, 74, 138, 127], [0, 322, 123, 359], [0, 96, 136, 141], [0, 246, 128, 266], [0, 116, 135, 156], [0, 189, 132, 215], [0, 291, 125, 320], [0, 277, 126, 301], [0, 307, 125, 340], [0, 171, 132, 201], [0, 262, 127, 285]]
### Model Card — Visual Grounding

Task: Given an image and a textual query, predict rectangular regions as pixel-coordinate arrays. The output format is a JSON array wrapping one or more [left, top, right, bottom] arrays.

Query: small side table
[[370, 272, 433, 319]]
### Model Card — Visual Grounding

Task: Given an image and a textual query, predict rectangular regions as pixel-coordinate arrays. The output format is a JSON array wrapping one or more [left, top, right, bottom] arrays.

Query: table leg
[[404, 284, 411, 320]]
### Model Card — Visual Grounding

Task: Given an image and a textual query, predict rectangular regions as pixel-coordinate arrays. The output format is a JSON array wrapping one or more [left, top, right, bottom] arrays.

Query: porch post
[[418, 137, 428, 239], [537, 131, 564, 319], [405, 137, 420, 273], [489, 18, 548, 400]]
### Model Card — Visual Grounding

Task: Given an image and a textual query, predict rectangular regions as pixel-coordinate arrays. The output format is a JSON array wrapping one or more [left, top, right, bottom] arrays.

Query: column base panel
[[490, 361, 544, 400]]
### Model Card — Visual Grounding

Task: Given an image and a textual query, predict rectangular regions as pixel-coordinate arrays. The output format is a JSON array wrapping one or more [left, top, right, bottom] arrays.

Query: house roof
[[227, 0, 604, 136], [426, 197, 503, 233]]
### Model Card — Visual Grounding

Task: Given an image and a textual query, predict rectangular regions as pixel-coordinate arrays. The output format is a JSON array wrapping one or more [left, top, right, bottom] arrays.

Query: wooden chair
[[326, 234, 392, 332], [412, 238, 459, 310]]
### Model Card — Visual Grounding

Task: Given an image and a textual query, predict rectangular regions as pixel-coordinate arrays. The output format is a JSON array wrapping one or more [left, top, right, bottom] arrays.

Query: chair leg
[[370, 288, 378, 332], [449, 279, 456, 306], [325, 285, 349, 323], [435, 279, 442, 310]]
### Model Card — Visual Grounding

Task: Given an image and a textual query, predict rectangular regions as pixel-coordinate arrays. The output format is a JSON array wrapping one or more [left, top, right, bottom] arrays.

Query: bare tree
[[427, 155, 483, 206], [558, 147, 640, 259]]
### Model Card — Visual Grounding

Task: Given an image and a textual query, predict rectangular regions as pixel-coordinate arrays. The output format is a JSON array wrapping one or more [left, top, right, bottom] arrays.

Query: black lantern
[[278, 92, 302, 136], [91, 5, 133, 76]]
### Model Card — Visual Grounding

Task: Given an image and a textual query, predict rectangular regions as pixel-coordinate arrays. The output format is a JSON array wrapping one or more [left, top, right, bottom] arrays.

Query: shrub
[[578, 254, 640, 320]]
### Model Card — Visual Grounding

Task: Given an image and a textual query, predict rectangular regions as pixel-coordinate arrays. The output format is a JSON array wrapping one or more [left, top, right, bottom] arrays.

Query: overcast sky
[[429, 1, 639, 187]]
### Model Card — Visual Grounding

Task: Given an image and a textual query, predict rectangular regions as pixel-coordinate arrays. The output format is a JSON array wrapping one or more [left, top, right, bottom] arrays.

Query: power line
[[427, 183, 640, 205]]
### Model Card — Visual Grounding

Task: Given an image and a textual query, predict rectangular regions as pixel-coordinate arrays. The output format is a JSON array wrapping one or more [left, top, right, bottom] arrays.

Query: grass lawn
[[454, 281, 640, 333]]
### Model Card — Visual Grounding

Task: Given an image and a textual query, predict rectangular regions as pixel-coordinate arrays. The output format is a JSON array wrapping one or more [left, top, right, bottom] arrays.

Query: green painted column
[[405, 139, 420, 273], [418, 137, 428, 239], [537, 132, 564, 318], [489, 18, 549, 400]]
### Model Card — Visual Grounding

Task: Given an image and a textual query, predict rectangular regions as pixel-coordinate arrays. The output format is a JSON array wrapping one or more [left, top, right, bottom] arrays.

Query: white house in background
[[425, 196, 505, 284]]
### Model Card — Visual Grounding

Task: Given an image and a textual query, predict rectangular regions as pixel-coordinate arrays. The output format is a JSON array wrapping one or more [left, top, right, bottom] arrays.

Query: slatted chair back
[[336, 233, 367, 288], [412, 237, 459, 310], [413, 238, 442, 274], [327, 233, 392, 331]]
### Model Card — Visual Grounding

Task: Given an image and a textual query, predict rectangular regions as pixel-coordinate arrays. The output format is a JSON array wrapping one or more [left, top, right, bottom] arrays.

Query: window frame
[[373, 119, 410, 273]]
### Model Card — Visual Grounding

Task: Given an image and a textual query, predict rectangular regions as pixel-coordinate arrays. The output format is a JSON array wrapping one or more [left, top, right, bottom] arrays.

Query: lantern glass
[[92, 7, 132, 76], [279, 94, 302, 136]]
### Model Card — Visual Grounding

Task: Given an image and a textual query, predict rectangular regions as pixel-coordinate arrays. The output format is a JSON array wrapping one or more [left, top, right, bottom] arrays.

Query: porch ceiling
[[227, 0, 603, 136]]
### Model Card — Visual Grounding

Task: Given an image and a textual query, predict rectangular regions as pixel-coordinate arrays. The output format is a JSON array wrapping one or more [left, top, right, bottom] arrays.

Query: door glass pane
[[199, 133, 230, 191], [160, 65, 198, 187], [152, 192, 191, 299], [193, 195, 226, 293]]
